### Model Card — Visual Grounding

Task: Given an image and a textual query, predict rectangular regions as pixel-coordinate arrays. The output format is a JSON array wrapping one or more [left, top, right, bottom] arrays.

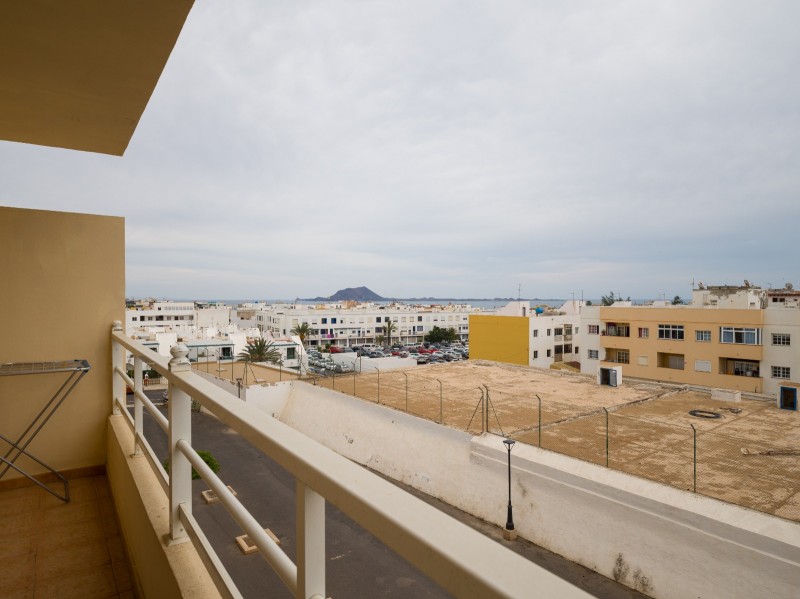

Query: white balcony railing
[[110, 323, 589, 599]]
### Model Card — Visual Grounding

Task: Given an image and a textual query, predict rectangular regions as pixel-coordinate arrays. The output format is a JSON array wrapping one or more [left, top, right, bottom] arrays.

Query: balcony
[[603, 324, 630, 337], [1, 209, 593, 599]]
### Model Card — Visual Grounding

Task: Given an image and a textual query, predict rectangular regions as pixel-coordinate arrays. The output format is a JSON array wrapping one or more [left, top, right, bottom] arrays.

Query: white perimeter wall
[[276, 382, 800, 599], [193, 370, 293, 416]]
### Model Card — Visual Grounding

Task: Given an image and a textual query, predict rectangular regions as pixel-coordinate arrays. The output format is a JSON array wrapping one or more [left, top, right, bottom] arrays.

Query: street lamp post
[[503, 438, 515, 535]]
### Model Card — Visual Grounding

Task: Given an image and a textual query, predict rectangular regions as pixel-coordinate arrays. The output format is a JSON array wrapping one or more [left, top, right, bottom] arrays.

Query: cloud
[[3, 1, 799, 299]]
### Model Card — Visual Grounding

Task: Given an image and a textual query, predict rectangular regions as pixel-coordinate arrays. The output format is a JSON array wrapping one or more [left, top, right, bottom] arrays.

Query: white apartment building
[[254, 302, 477, 347], [126, 300, 232, 338], [529, 300, 585, 368]]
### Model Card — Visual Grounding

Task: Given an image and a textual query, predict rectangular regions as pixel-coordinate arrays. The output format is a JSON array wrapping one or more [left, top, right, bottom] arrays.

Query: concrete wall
[[277, 383, 800, 599], [0, 206, 124, 478], [107, 416, 220, 599]]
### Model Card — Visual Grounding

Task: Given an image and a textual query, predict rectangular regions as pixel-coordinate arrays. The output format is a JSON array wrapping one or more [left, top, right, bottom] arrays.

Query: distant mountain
[[305, 286, 385, 302]]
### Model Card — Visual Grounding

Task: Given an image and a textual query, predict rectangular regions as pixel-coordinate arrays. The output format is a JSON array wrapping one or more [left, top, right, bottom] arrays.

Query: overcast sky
[[3, 1, 799, 300]]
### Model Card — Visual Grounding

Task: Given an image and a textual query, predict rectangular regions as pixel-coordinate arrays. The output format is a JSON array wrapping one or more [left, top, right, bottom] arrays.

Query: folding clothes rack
[[0, 360, 91, 502]]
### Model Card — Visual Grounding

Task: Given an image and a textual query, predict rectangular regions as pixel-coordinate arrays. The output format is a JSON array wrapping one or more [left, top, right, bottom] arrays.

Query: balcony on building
[[603, 323, 630, 337], [602, 349, 630, 364]]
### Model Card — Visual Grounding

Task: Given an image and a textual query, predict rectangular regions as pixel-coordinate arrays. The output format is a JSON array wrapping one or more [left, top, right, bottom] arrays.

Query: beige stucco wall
[[107, 416, 220, 599], [0, 206, 124, 478], [599, 306, 765, 392]]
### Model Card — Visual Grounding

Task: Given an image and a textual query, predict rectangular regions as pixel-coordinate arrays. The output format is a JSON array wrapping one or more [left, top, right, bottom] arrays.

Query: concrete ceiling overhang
[[0, 0, 194, 156]]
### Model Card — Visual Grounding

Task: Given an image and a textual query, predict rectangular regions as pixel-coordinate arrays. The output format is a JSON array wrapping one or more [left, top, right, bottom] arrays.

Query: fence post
[[483, 385, 490, 434], [353, 367, 357, 396], [375, 367, 380, 404], [603, 407, 609, 467], [536, 395, 542, 448], [111, 321, 124, 415], [436, 379, 443, 424], [133, 357, 143, 456], [332, 370, 335, 390], [167, 344, 192, 543], [690, 424, 697, 493], [402, 372, 408, 412]]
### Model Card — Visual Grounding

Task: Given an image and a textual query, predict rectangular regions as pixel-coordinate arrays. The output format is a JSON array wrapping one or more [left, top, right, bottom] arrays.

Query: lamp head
[[503, 438, 515, 451]]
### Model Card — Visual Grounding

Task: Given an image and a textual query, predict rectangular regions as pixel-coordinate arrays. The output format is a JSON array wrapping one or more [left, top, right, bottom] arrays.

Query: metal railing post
[[111, 321, 124, 415], [168, 344, 192, 543], [375, 367, 380, 404], [690, 424, 697, 493], [332, 370, 335, 390], [603, 407, 609, 467], [296, 481, 326, 599], [133, 357, 143, 456]]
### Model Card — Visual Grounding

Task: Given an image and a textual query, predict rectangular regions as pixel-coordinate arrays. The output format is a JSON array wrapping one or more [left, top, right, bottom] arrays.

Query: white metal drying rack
[[0, 359, 91, 502]]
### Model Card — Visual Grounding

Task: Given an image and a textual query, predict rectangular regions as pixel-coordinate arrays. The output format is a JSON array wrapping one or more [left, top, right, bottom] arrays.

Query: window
[[772, 333, 791, 346], [615, 350, 629, 364], [418, 316, 422, 322], [554, 327, 564, 336], [638, 328, 649, 339], [574, 346, 579, 354], [695, 360, 711, 373], [564, 344, 572, 353], [376, 317, 382, 323], [321, 318, 327, 324], [546, 349, 551, 357], [547, 329, 551, 336], [533, 351, 538, 359], [720, 327, 761, 345], [286, 347, 296, 360], [772, 366, 791, 379], [696, 330, 711, 342], [575, 327, 579, 334], [588, 349, 599, 360], [533, 330, 538, 338], [658, 324, 684, 340], [331, 318, 337, 324], [588, 325, 599, 335]]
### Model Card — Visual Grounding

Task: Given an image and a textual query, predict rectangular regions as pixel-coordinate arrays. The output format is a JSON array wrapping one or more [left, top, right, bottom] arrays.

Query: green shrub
[[163, 450, 220, 480]]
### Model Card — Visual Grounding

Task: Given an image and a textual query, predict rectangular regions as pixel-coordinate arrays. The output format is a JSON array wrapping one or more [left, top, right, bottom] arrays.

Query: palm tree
[[384, 319, 397, 347], [237, 338, 281, 364], [291, 322, 313, 347]]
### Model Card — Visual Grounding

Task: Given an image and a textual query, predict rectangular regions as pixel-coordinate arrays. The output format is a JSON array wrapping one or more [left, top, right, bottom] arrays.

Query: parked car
[[416, 355, 430, 364]]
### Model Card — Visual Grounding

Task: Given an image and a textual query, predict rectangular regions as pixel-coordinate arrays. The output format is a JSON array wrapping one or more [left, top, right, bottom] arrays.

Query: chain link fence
[[302, 368, 799, 524]]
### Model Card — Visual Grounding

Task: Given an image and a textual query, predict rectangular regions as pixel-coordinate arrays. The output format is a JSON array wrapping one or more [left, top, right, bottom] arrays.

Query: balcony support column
[[167, 344, 192, 544], [111, 321, 125, 415], [296, 480, 326, 599]]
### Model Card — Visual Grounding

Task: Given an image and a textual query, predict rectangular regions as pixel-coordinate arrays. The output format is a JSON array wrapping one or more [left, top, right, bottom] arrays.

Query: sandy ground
[[300, 360, 800, 524]]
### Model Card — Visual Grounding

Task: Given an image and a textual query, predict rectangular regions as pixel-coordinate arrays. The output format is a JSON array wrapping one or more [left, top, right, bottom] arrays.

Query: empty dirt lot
[[306, 360, 800, 523]]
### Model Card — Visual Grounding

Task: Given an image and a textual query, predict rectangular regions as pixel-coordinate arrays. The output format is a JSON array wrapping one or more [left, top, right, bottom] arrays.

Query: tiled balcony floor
[[0, 475, 136, 599]]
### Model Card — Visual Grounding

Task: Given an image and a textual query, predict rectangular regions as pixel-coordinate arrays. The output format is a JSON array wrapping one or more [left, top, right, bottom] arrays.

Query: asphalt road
[[137, 390, 646, 599]]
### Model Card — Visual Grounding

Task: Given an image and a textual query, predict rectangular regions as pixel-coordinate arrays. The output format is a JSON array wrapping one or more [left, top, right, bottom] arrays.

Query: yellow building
[[468, 314, 530, 366]]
